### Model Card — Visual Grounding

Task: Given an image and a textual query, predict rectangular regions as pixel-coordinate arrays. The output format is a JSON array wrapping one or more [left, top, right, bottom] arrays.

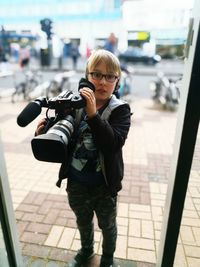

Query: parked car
[[118, 47, 161, 65]]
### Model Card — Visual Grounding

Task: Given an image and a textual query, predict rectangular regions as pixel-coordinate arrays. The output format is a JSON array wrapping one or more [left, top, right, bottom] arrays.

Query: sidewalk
[[0, 95, 199, 267]]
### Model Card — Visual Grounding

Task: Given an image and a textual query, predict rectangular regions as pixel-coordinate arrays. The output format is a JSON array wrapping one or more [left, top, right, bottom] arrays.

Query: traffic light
[[40, 18, 53, 40]]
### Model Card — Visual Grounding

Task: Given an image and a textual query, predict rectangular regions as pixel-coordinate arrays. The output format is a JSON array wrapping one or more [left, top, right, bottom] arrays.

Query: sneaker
[[99, 255, 115, 267], [68, 249, 94, 267]]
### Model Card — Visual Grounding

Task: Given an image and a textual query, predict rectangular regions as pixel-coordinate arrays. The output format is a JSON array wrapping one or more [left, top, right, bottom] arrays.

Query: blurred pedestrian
[[19, 45, 30, 69], [103, 33, 118, 55], [86, 43, 91, 59], [0, 45, 8, 63], [70, 43, 80, 70]]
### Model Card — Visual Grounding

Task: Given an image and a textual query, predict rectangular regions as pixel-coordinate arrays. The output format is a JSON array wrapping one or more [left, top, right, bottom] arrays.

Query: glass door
[[0, 135, 23, 267], [0, 224, 9, 267]]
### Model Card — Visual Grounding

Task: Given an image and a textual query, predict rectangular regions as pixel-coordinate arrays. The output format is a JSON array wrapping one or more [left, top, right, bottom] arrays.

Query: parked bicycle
[[149, 72, 181, 111], [11, 70, 42, 103], [45, 70, 75, 99], [18, 70, 76, 101]]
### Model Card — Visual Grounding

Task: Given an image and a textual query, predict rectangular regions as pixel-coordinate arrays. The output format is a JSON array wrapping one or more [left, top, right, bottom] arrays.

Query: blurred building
[[122, 0, 194, 58], [0, 0, 194, 58], [0, 0, 127, 56]]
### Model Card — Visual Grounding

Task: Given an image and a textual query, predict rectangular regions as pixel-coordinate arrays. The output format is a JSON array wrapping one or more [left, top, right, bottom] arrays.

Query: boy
[[36, 49, 131, 267]]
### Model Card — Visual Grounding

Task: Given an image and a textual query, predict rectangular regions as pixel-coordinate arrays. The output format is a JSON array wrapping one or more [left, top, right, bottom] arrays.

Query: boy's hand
[[35, 118, 47, 136], [79, 88, 97, 118]]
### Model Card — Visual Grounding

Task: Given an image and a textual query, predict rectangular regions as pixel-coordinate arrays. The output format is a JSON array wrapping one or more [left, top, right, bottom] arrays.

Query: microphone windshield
[[17, 102, 42, 127]]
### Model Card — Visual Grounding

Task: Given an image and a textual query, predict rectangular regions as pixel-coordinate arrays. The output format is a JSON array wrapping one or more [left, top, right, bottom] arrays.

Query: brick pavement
[[0, 95, 200, 267]]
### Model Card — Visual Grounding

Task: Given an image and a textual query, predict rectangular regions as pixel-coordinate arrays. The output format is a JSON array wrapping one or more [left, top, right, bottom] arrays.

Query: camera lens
[[48, 116, 74, 145], [31, 115, 74, 163]]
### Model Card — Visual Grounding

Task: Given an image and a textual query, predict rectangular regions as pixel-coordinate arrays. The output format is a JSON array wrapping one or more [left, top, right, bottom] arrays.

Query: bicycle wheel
[[24, 80, 39, 100], [11, 83, 26, 103], [46, 81, 59, 99]]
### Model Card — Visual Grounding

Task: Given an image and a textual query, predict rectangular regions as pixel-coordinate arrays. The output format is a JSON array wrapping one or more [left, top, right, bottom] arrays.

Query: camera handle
[[40, 109, 57, 134], [78, 78, 95, 92]]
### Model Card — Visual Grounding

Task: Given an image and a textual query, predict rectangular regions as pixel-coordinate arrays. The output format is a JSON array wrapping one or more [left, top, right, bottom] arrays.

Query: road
[[0, 59, 184, 100]]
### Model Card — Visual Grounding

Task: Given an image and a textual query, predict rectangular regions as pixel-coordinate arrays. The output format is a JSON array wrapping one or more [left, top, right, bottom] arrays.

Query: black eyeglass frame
[[89, 72, 119, 83]]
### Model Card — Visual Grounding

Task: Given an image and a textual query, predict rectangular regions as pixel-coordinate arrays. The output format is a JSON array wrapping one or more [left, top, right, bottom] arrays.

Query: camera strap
[[100, 94, 126, 120], [74, 108, 84, 130]]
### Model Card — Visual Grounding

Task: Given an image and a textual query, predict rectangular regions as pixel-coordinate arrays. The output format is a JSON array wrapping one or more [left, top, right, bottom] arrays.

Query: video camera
[[17, 78, 95, 163]]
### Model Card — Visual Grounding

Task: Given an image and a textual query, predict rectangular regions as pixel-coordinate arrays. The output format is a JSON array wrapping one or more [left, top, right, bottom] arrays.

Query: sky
[[122, 0, 194, 31], [123, 0, 194, 9]]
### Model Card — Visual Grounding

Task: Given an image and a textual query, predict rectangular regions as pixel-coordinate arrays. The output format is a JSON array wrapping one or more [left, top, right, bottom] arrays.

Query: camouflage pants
[[66, 180, 117, 256]]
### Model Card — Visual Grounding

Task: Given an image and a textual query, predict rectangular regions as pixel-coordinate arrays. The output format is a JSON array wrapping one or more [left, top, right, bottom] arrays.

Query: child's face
[[88, 61, 119, 103]]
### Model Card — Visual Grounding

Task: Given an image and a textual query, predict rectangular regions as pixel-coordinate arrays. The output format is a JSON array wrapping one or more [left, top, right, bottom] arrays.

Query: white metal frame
[[157, 1, 200, 266], [0, 135, 23, 267]]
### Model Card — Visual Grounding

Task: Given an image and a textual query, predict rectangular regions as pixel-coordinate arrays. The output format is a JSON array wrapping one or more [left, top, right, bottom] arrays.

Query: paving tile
[[184, 197, 196, 210], [150, 199, 165, 208], [58, 227, 76, 249], [21, 231, 47, 245], [48, 247, 71, 262], [189, 187, 200, 198], [128, 219, 141, 237], [94, 241, 100, 254], [118, 202, 129, 217], [115, 235, 127, 259], [37, 201, 54, 215], [181, 218, 200, 227], [17, 203, 39, 213], [55, 217, 68, 226], [26, 222, 52, 234], [129, 204, 151, 212], [154, 221, 162, 231], [137, 263, 155, 267], [173, 244, 188, 267], [129, 210, 152, 220], [192, 227, 200, 245], [128, 237, 155, 251], [22, 255, 32, 266], [28, 258, 48, 267], [16, 221, 29, 237], [118, 225, 128, 236], [46, 261, 63, 267], [117, 217, 129, 227], [154, 230, 161, 241], [45, 225, 64, 247], [15, 210, 25, 220], [149, 183, 161, 194], [151, 206, 163, 221], [187, 257, 200, 267], [180, 225, 196, 245], [22, 243, 50, 258], [22, 212, 45, 223], [59, 209, 74, 219], [183, 209, 199, 218], [94, 231, 101, 242], [43, 209, 60, 224], [185, 245, 200, 257], [141, 220, 154, 239], [71, 238, 81, 251], [127, 248, 156, 263], [65, 218, 76, 229]]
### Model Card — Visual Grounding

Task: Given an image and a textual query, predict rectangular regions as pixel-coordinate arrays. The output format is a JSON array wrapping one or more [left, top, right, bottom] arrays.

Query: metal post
[[156, 1, 200, 266]]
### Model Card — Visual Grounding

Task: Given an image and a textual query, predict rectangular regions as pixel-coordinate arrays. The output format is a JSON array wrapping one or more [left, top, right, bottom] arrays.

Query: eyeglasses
[[89, 72, 118, 83]]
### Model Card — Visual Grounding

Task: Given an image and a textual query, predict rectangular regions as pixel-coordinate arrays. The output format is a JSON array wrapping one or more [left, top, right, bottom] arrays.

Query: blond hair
[[86, 49, 121, 79]]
